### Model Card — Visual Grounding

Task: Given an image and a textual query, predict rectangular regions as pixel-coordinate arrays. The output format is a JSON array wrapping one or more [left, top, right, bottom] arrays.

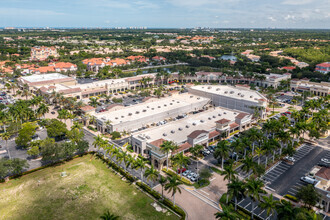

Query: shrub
[[87, 126, 97, 132], [284, 194, 299, 202], [162, 168, 193, 186]]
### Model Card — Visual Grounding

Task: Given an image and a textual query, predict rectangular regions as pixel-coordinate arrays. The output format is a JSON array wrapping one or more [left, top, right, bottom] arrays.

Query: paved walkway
[[154, 184, 218, 220]]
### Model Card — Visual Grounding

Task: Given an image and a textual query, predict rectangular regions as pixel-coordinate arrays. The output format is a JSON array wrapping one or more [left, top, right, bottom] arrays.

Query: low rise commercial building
[[188, 85, 267, 118], [314, 167, 330, 212], [88, 93, 210, 133], [315, 62, 330, 74], [131, 107, 253, 170], [18, 73, 156, 100], [291, 79, 330, 97]]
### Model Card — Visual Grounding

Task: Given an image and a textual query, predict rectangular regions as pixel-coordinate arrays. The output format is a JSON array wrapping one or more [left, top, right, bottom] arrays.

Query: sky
[[0, 0, 329, 29]]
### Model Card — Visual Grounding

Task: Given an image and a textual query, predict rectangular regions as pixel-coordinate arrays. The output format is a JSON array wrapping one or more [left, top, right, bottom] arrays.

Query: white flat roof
[[133, 107, 239, 145], [93, 93, 209, 125], [20, 73, 72, 83], [190, 85, 266, 103]]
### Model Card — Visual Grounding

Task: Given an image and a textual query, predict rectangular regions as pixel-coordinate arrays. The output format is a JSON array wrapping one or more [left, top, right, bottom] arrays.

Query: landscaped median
[[0, 153, 183, 220], [162, 168, 193, 186]]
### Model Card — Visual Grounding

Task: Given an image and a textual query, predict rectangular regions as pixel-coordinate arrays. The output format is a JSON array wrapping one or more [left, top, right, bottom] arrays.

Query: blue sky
[[0, 0, 329, 28]]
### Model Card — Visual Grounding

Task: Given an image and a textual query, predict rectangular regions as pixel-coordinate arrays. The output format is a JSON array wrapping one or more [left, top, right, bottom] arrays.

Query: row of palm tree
[[92, 136, 183, 205]]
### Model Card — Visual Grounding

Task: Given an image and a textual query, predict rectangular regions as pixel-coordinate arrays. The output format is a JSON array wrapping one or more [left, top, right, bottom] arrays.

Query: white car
[[301, 176, 318, 185], [284, 156, 295, 163], [190, 176, 198, 182], [321, 158, 330, 164]]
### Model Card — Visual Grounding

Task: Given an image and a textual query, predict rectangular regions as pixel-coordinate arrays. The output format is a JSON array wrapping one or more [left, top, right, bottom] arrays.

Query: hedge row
[[136, 181, 186, 220], [284, 194, 298, 202], [96, 154, 186, 220], [95, 154, 136, 183], [162, 168, 193, 186]]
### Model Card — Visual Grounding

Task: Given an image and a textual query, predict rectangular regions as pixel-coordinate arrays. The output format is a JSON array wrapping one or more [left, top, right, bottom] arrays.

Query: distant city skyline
[[0, 0, 329, 29]]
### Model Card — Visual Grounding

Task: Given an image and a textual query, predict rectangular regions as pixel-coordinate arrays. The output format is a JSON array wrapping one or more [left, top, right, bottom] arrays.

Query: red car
[[285, 111, 291, 114], [177, 168, 186, 174]]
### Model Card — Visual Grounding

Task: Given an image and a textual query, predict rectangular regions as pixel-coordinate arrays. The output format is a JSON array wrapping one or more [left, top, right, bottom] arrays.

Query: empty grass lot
[[0, 155, 179, 220]]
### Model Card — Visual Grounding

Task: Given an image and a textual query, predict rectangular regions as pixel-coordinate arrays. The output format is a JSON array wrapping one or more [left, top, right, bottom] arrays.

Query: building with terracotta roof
[[315, 62, 330, 74], [49, 62, 77, 72], [314, 167, 330, 212], [291, 79, 330, 97], [131, 107, 253, 170], [30, 46, 59, 61]]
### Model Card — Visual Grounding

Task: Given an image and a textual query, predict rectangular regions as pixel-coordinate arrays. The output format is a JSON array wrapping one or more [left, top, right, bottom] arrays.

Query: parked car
[[177, 168, 186, 174], [183, 170, 191, 177], [300, 176, 318, 185], [321, 158, 330, 164], [190, 176, 198, 182], [284, 156, 295, 163], [51, 111, 56, 114]]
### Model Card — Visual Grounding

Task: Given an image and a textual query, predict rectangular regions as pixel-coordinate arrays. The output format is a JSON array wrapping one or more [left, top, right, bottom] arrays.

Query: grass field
[[0, 156, 179, 220]]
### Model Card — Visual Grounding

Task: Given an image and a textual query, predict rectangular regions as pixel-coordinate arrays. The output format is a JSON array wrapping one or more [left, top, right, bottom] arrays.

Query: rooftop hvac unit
[[238, 93, 241, 95], [163, 133, 167, 136], [241, 95, 244, 97], [190, 96, 193, 98], [147, 106, 149, 108], [171, 130, 175, 133], [250, 96, 253, 98], [146, 136, 150, 139], [208, 117, 211, 120], [178, 128, 183, 131], [186, 125, 190, 128], [164, 104, 167, 106], [193, 122, 196, 126], [121, 116, 124, 118], [197, 97, 200, 100], [213, 115, 216, 118], [216, 88, 220, 91], [142, 109, 146, 112], [158, 106, 161, 108], [115, 117, 118, 119], [152, 108, 154, 110], [136, 111, 140, 114], [170, 103, 173, 105], [208, 86, 211, 89], [224, 91, 228, 94], [224, 112, 227, 114], [230, 91, 234, 94], [200, 120, 204, 123], [128, 113, 132, 116], [218, 114, 221, 116]]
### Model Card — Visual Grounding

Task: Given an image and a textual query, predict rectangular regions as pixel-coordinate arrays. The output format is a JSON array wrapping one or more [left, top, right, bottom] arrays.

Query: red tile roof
[[316, 62, 330, 68], [236, 113, 249, 119], [209, 130, 220, 139], [230, 123, 239, 129], [216, 119, 231, 124], [149, 138, 166, 148], [316, 167, 330, 180], [80, 105, 95, 112], [173, 142, 192, 154], [187, 130, 208, 139]]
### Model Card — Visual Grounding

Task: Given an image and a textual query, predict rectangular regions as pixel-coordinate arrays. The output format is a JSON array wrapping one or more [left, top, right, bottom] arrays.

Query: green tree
[[227, 177, 245, 211], [46, 119, 68, 140], [215, 204, 238, 220], [159, 175, 167, 199], [259, 194, 279, 218], [171, 152, 190, 179], [15, 122, 38, 148], [111, 131, 121, 140], [214, 140, 230, 169], [160, 140, 178, 171], [245, 178, 265, 219], [144, 165, 159, 185], [296, 184, 320, 209], [100, 210, 119, 220], [164, 176, 182, 206]]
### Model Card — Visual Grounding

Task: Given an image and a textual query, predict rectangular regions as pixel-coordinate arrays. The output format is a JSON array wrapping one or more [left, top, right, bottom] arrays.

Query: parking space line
[[258, 209, 266, 216], [244, 202, 251, 209]]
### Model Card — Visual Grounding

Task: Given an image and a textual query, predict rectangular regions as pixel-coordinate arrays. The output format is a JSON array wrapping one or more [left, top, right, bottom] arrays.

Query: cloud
[[268, 16, 276, 22], [284, 14, 295, 20], [0, 8, 65, 16], [282, 0, 314, 5]]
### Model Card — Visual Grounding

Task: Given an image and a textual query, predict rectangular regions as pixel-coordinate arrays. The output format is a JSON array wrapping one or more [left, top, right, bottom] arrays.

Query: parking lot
[[262, 144, 314, 184], [268, 144, 328, 197], [237, 196, 278, 220]]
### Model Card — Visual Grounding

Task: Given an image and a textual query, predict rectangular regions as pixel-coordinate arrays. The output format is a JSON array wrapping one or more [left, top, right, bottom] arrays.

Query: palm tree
[[276, 130, 291, 155], [100, 210, 119, 220], [259, 194, 279, 218], [276, 200, 297, 220], [22, 89, 30, 100], [214, 140, 230, 169], [144, 165, 159, 185], [159, 175, 167, 199], [93, 135, 105, 150], [241, 156, 257, 175], [2, 132, 11, 158], [125, 154, 135, 171], [215, 204, 238, 220], [160, 140, 177, 171], [255, 147, 264, 165], [36, 103, 49, 119], [247, 127, 262, 154], [227, 177, 245, 211], [221, 163, 237, 184], [164, 176, 182, 206], [171, 152, 190, 179], [133, 158, 147, 182], [245, 178, 265, 219]]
